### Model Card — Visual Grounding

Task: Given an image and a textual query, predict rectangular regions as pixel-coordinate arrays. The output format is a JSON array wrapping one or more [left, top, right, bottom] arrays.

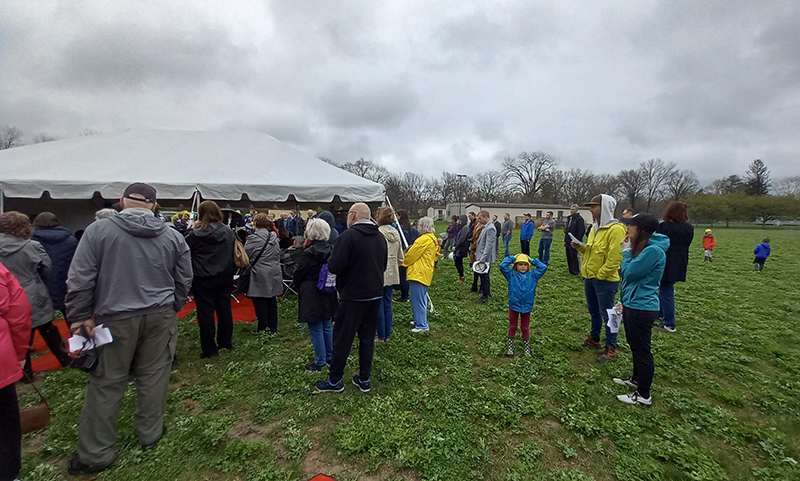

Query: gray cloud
[[316, 81, 420, 130]]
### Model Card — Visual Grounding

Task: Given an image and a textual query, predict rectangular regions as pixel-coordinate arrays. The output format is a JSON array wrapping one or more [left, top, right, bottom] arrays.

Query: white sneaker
[[411, 328, 429, 333], [410, 321, 416, 326], [663, 326, 676, 333], [613, 376, 638, 388], [617, 391, 652, 407]]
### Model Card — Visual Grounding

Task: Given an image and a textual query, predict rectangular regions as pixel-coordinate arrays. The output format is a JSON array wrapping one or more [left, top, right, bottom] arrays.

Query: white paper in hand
[[568, 233, 585, 246], [68, 324, 114, 353], [606, 309, 622, 334]]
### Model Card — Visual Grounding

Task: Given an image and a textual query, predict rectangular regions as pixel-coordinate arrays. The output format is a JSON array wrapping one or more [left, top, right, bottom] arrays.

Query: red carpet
[[31, 296, 257, 372]]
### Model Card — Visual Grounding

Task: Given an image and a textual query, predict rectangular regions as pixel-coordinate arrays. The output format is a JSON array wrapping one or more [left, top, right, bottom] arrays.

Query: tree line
[[326, 154, 800, 223]]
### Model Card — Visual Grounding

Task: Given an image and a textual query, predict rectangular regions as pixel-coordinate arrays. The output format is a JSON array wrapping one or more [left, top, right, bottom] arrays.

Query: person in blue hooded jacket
[[753, 238, 770, 271], [499, 253, 547, 357], [613, 213, 669, 408]]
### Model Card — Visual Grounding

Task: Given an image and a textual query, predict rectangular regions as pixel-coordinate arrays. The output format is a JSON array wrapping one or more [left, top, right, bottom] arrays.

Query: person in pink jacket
[[0, 262, 33, 481]]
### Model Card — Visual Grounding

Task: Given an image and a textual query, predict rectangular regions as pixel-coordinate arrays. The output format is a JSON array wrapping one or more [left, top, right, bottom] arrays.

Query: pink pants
[[508, 309, 531, 339]]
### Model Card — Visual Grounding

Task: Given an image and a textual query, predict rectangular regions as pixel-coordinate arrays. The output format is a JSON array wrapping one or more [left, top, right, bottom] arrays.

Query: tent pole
[[0, 188, 4, 214]]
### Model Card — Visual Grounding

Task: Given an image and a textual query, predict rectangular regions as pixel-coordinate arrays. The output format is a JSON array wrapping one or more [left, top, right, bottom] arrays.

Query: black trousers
[[520, 239, 530, 256], [454, 255, 465, 277], [623, 306, 659, 398], [329, 299, 380, 384], [193, 276, 234, 356], [0, 383, 21, 481], [479, 271, 491, 298], [565, 243, 580, 275], [25, 320, 71, 369], [251, 297, 278, 333]]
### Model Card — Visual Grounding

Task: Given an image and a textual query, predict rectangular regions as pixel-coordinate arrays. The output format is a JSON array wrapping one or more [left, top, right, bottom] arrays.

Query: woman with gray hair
[[294, 218, 336, 370], [401, 216, 438, 332]]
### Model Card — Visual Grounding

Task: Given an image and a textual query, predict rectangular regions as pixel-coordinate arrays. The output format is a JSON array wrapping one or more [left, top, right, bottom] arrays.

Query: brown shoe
[[457, 277, 465, 283], [597, 346, 617, 362], [580, 336, 601, 348]]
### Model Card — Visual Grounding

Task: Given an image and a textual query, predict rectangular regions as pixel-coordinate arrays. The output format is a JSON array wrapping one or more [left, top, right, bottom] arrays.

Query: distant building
[[445, 202, 593, 228], [426, 206, 447, 220]]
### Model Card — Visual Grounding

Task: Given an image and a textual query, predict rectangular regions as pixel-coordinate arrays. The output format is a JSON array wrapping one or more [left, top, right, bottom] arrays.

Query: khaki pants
[[77, 310, 178, 467]]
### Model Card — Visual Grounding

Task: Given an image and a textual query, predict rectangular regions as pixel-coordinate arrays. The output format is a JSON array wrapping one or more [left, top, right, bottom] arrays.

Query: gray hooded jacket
[[66, 208, 193, 324], [0, 233, 54, 328]]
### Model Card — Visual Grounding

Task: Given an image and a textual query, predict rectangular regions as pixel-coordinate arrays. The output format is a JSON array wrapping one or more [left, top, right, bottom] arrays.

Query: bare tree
[[319, 156, 338, 166], [339, 158, 393, 185], [502, 151, 559, 202], [0, 125, 23, 150], [617, 169, 646, 211], [639, 158, 676, 212], [665, 169, 699, 201], [775, 176, 800, 199], [33, 133, 59, 144], [705, 175, 745, 195], [592, 173, 619, 199], [472, 171, 510, 203], [562, 169, 597, 205]]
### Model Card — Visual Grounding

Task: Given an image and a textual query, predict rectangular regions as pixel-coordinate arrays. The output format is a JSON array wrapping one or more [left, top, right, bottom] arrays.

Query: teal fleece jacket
[[620, 233, 669, 311]]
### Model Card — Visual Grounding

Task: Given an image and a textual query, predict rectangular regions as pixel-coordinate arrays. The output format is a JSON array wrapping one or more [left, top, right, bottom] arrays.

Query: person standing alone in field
[[702, 229, 716, 262], [563, 205, 585, 276], [65, 182, 193, 475], [753, 238, 770, 271], [314, 203, 387, 394]]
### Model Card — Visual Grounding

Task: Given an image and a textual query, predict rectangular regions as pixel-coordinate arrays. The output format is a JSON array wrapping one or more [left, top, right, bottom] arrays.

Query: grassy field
[[18, 224, 800, 481]]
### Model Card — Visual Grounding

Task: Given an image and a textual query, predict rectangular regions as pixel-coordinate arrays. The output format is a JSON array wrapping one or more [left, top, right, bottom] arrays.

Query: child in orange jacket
[[702, 229, 716, 262]]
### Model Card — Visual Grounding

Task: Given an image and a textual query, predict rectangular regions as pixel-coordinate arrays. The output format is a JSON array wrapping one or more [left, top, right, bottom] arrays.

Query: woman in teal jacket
[[614, 213, 669, 407]]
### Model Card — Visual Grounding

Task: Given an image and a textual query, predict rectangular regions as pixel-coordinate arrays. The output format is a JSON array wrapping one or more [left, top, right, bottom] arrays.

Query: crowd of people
[[0, 180, 777, 480]]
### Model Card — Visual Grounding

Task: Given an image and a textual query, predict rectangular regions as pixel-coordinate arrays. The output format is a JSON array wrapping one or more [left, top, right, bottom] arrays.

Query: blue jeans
[[377, 285, 394, 339], [308, 320, 333, 365], [410, 281, 429, 329], [659, 281, 676, 328], [503, 235, 512, 258], [584, 278, 619, 347], [538, 238, 553, 265]]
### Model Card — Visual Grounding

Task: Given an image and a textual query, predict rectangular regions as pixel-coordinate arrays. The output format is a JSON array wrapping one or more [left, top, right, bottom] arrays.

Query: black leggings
[[0, 383, 21, 481], [252, 297, 278, 333], [193, 276, 235, 356], [454, 256, 465, 277], [26, 321, 71, 369], [623, 307, 659, 398]]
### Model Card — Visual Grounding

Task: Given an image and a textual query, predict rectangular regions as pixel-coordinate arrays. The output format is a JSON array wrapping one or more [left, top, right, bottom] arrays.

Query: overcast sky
[[2, 1, 798, 184]]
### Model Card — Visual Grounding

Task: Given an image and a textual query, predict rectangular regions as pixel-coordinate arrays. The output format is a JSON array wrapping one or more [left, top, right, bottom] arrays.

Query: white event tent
[[0, 130, 385, 230]]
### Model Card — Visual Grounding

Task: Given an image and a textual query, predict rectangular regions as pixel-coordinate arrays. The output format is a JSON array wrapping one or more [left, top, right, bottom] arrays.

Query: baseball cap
[[123, 182, 157, 203], [584, 195, 602, 206], [524, 212, 532, 217], [620, 213, 659, 234]]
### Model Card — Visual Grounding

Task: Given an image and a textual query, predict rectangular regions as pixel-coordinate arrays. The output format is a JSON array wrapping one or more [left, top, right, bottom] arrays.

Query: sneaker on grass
[[613, 376, 638, 388], [616, 391, 652, 407], [314, 378, 344, 394], [411, 327, 429, 333], [68, 457, 110, 475], [352, 375, 371, 392], [663, 326, 676, 333], [305, 362, 326, 372]]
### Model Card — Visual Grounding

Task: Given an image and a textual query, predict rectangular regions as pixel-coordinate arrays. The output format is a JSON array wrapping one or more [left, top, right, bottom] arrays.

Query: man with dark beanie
[[314, 203, 387, 393]]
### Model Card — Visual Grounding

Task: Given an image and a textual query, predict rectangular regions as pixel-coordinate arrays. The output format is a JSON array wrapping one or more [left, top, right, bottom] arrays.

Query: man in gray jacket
[[65, 182, 192, 475], [475, 210, 496, 303]]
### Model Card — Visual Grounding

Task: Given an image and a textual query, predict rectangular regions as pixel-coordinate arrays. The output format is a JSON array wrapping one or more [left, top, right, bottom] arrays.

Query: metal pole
[[0, 188, 4, 214]]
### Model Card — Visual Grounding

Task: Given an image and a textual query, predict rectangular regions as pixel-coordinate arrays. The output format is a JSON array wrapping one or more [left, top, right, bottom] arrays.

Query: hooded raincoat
[[244, 228, 283, 298], [620, 234, 670, 311], [380, 224, 405, 286], [0, 233, 53, 328], [499, 256, 548, 313], [575, 195, 627, 281], [403, 232, 439, 286], [31, 226, 78, 311]]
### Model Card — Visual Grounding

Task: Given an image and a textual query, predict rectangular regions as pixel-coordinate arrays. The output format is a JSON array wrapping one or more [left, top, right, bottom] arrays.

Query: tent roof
[[0, 130, 385, 202]]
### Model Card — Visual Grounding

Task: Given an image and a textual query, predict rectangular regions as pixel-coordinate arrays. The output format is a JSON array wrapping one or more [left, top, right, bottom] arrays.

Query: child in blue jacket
[[499, 254, 547, 357], [614, 213, 668, 408], [754, 238, 770, 271]]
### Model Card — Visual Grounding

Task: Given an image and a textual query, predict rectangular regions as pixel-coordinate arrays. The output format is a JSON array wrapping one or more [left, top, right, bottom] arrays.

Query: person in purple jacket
[[753, 238, 771, 271], [443, 215, 460, 255]]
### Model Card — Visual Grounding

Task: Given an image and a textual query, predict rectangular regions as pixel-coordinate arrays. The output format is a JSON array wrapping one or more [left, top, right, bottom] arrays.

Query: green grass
[[18, 225, 800, 480]]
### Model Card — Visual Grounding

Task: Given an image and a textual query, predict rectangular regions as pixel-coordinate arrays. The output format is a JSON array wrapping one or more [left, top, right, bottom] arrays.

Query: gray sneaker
[[613, 376, 638, 388], [617, 391, 652, 407], [663, 326, 676, 333]]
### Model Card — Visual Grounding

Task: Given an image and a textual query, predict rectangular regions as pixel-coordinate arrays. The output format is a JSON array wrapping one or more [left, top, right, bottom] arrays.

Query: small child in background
[[702, 229, 716, 262], [754, 238, 771, 271], [499, 254, 547, 357]]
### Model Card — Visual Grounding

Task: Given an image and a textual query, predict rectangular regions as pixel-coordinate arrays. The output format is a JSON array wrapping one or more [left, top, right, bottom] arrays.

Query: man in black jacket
[[314, 203, 387, 394], [563, 204, 585, 276]]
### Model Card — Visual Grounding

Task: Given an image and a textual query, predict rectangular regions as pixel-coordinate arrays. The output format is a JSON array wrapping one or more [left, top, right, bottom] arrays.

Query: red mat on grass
[[31, 296, 257, 372], [309, 475, 337, 481]]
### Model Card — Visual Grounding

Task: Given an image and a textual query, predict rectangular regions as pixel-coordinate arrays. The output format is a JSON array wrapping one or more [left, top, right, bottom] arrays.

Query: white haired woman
[[294, 219, 337, 370], [401, 217, 439, 332]]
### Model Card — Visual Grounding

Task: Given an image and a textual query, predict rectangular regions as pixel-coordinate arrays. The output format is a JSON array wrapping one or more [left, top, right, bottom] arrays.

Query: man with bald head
[[314, 202, 387, 394], [66, 182, 192, 474]]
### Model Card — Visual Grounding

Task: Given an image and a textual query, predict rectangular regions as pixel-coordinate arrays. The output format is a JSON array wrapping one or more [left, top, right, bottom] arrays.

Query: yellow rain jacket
[[575, 194, 627, 281], [403, 232, 440, 286]]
